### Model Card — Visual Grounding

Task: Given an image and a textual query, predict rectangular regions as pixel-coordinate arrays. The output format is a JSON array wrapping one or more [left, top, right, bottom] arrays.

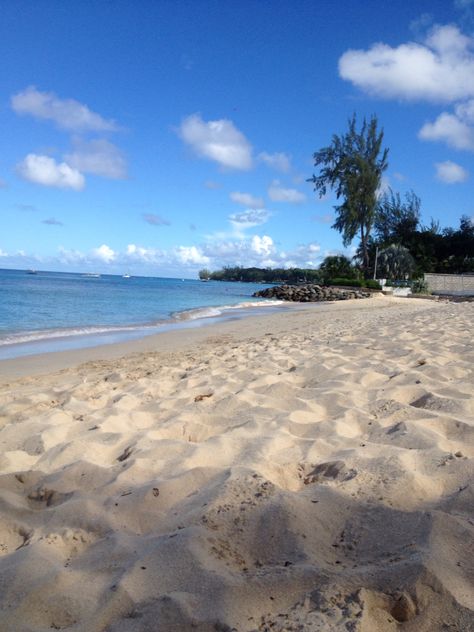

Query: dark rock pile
[[253, 283, 371, 302]]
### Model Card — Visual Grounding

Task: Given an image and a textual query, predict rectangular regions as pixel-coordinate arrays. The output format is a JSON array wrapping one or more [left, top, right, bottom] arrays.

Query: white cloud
[[126, 244, 164, 262], [174, 245, 210, 265], [339, 25, 474, 103], [11, 86, 118, 132], [258, 151, 291, 172], [58, 246, 87, 264], [229, 209, 270, 231], [435, 160, 469, 183], [419, 104, 474, 150], [0, 248, 8, 257], [64, 138, 127, 179], [251, 235, 274, 257], [230, 191, 265, 208], [17, 154, 85, 190], [268, 180, 306, 204], [92, 244, 116, 263], [179, 114, 253, 170]]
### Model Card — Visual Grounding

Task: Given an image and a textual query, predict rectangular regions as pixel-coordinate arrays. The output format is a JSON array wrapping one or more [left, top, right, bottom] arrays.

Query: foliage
[[198, 268, 211, 280], [375, 189, 421, 245], [308, 114, 389, 273], [319, 255, 358, 281], [327, 277, 364, 287], [207, 266, 322, 284], [411, 278, 430, 294], [377, 244, 415, 280], [364, 279, 382, 290]]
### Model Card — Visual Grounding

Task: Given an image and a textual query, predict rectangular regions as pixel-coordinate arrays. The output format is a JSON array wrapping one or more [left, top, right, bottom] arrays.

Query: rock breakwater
[[253, 283, 371, 302]]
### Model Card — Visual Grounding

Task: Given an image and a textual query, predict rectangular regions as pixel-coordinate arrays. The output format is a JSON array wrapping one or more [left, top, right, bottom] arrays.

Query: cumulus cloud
[[419, 103, 474, 150], [142, 213, 170, 226], [174, 245, 210, 265], [435, 160, 469, 183], [179, 114, 253, 170], [230, 191, 265, 208], [251, 235, 274, 257], [58, 246, 87, 264], [229, 209, 270, 231], [268, 180, 306, 203], [339, 25, 474, 103], [0, 248, 8, 257], [11, 86, 118, 132], [258, 151, 291, 172], [92, 244, 116, 263], [42, 217, 63, 225], [17, 154, 85, 190], [64, 138, 127, 179], [339, 24, 474, 152]]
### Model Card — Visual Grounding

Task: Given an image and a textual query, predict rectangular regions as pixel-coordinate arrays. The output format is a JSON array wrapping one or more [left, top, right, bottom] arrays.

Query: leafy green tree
[[198, 268, 211, 280], [319, 255, 356, 280], [375, 189, 420, 246], [377, 244, 415, 280], [308, 114, 389, 274]]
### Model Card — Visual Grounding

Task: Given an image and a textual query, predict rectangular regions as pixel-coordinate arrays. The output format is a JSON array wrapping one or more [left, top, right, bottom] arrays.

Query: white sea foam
[[171, 300, 284, 321]]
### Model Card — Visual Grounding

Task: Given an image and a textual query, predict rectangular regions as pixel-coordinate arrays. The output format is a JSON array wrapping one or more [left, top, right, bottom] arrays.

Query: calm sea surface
[[0, 269, 282, 359]]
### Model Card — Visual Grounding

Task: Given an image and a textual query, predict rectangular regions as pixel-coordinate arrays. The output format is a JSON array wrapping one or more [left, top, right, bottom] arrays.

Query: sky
[[1, 0, 473, 277]]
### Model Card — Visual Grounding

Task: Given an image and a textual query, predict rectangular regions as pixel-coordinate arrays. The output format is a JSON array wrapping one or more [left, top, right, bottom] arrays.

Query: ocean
[[0, 269, 283, 360]]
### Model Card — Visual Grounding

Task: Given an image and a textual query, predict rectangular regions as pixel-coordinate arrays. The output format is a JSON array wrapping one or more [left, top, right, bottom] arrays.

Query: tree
[[377, 244, 415, 280], [308, 114, 388, 274], [319, 255, 356, 280], [375, 189, 420, 246], [198, 268, 211, 280]]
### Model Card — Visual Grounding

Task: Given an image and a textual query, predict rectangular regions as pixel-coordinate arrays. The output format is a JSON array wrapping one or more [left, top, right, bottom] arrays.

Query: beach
[[0, 295, 473, 631]]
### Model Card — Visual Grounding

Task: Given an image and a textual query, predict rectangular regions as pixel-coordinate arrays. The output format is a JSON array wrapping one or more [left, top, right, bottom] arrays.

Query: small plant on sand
[[411, 278, 430, 294]]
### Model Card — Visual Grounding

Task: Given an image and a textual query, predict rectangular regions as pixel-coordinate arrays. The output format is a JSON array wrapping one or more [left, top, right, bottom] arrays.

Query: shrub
[[365, 279, 382, 290], [412, 278, 430, 294], [327, 278, 364, 287]]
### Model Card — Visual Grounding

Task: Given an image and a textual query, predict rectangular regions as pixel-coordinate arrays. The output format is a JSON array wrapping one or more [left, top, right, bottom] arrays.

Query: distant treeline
[[199, 266, 322, 284]]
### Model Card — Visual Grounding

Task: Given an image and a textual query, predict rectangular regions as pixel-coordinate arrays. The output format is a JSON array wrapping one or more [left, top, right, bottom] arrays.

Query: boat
[[122, 273, 131, 278], [27, 269, 38, 274], [82, 273, 101, 278]]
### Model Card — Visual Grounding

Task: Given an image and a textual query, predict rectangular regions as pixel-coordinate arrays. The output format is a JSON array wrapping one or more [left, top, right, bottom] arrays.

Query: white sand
[[0, 296, 473, 631]]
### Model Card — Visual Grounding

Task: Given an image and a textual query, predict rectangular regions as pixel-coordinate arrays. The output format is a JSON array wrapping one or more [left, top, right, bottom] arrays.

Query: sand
[[0, 296, 472, 631]]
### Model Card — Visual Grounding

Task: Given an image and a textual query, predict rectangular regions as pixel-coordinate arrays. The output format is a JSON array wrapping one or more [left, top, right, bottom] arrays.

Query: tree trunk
[[360, 226, 369, 274]]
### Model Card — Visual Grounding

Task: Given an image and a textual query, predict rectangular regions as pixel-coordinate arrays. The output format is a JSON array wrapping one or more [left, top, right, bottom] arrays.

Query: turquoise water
[[0, 269, 281, 359]]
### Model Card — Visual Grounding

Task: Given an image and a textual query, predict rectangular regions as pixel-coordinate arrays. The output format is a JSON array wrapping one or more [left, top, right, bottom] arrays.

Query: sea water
[[0, 269, 283, 359]]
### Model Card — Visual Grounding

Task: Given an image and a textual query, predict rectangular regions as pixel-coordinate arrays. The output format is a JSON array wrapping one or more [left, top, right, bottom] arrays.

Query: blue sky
[[1, 0, 473, 277]]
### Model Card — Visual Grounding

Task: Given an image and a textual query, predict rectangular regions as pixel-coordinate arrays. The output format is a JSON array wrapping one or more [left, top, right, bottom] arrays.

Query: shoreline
[[0, 296, 473, 630], [0, 295, 409, 381]]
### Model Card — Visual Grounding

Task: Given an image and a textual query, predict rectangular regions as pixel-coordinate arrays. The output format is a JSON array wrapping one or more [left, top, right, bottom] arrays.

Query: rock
[[253, 283, 371, 303]]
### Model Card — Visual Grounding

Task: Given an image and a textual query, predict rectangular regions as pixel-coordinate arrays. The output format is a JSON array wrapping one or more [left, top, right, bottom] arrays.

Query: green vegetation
[[205, 266, 322, 284], [376, 244, 415, 280], [198, 268, 211, 280], [411, 278, 430, 295], [319, 255, 358, 281], [308, 114, 388, 274]]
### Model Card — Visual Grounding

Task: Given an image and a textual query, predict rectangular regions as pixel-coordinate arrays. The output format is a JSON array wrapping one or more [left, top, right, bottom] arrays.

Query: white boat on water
[[122, 273, 131, 278], [82, 273, 101, 278]]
